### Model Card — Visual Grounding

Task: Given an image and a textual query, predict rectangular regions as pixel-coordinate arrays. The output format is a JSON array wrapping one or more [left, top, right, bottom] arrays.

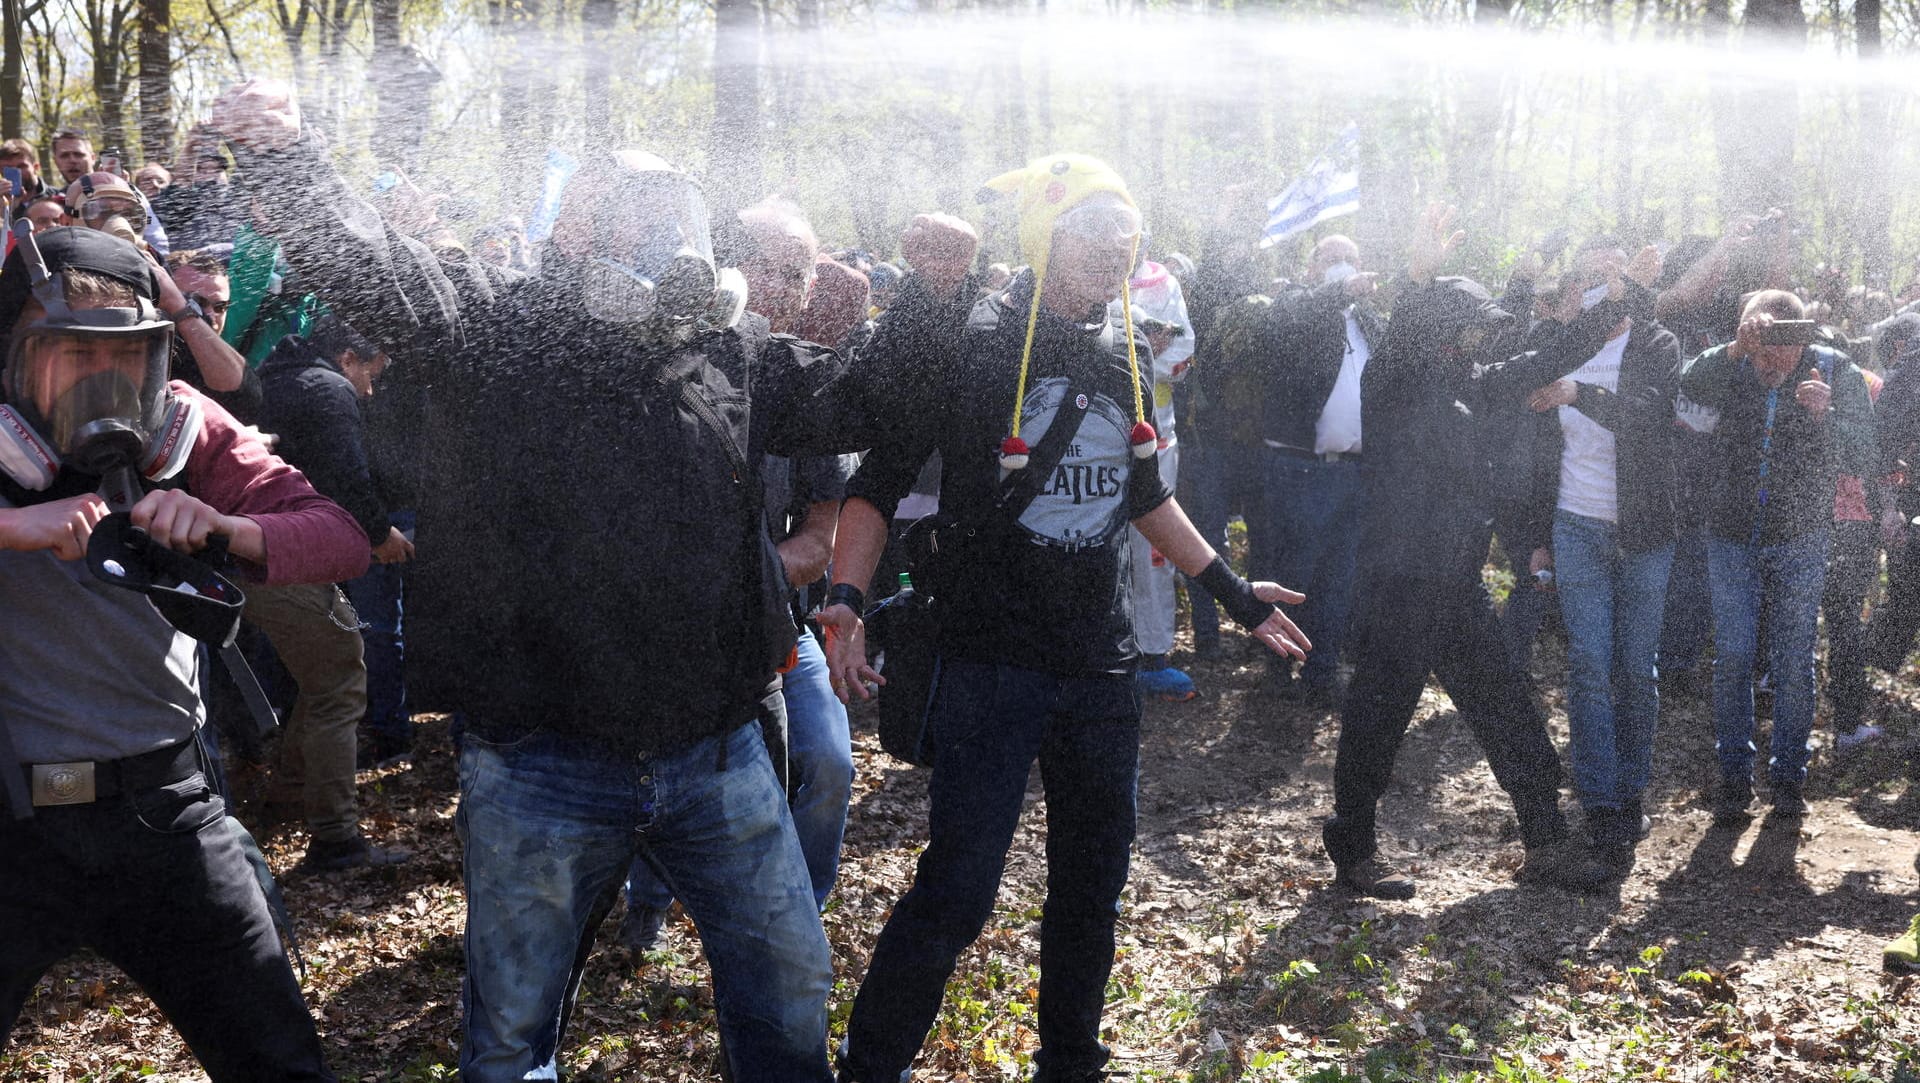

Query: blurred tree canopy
[[6, 0, 1919, 289]]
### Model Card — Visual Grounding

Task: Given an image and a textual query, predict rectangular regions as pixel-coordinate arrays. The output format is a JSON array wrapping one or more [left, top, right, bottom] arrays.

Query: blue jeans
[[1552, 512, 1674, 811], [1706, 530, 1829, 788], [1259, 452, 1365, 686], [342, 511, 412, 745], [456, 719, 832, 1082], [627, 629, 853, 911], [839, 661, 1139, 1082]]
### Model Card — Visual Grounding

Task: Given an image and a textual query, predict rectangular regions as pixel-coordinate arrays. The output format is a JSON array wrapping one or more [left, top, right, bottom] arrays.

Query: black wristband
[[1195, 556, 1276, 631], [824, 582, 866, 616]]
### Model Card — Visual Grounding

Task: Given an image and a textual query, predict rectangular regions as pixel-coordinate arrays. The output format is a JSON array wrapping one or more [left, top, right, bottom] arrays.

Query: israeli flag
[[1261, 124, 1361, 248]]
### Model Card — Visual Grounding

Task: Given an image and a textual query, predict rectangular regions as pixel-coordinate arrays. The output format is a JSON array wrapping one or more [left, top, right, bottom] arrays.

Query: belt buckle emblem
[[30, 761, 97, 806]]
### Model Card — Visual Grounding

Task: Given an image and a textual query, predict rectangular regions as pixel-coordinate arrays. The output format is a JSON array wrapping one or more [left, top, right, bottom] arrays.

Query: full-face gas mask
[[0, 222, 199, 494], [575, 150, 723, 327]]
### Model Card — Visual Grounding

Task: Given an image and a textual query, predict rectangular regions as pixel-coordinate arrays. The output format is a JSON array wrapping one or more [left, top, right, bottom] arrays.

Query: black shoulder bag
[[870, 372, 1094, 766]]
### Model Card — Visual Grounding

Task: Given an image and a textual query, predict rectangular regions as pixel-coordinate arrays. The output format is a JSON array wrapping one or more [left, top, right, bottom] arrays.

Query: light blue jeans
[[455, 718, 833, 1082], [1552, 511, 1674, 811], [1706, 529, 1830, 788]]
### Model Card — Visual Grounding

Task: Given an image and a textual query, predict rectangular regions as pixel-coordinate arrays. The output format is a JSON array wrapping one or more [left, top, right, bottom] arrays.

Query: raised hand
[[1407, 203, 1465, 285], [209, 79, 303, 154]]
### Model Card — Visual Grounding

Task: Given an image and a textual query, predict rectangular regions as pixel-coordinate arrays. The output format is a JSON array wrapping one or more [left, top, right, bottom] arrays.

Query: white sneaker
[[1836, 723, 1885, 752]]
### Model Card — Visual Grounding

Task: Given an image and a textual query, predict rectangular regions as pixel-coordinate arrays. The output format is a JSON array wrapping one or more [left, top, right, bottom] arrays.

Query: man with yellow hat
[[819, 155, 1311, 1082]]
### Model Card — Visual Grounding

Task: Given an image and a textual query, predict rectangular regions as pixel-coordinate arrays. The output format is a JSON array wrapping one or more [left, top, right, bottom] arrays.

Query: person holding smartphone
[[1677, 291, 1875, 822], [0, 138, 59, 216]]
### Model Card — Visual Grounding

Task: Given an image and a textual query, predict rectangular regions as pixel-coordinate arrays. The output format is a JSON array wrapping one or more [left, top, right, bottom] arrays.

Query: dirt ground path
[[5, 627, 1918, 1082]]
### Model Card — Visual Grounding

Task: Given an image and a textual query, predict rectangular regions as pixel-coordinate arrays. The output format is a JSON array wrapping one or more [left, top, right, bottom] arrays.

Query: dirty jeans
[[456, 717, 833, 1082]]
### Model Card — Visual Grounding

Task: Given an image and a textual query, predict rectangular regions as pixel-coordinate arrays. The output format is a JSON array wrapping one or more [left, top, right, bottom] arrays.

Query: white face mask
[[1322, 261, 1359, 287], [1581, 284, 1610, 311]]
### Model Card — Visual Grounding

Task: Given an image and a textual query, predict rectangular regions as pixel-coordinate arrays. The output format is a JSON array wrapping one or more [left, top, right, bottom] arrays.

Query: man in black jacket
[[1325, 207, 1613, 900], [821, 155, 1310, 1083], [1256, 234, 1384, 703], [246, 315, 412, 872], [212, 79, 908, 1082]]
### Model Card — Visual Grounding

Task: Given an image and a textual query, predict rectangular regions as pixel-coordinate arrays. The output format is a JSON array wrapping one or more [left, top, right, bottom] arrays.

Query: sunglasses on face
[[186, 293, 232, 317]]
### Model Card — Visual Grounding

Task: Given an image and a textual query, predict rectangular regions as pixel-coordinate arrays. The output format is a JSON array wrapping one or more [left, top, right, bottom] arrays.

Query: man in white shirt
[[1256, 235, 1384, 706]]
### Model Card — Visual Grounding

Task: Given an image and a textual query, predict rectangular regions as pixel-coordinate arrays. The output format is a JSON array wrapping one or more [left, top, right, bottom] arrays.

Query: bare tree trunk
[[579, 0, 615, 145], [708, 0, 763, 221], [1713, 0, 1804, 215], [80, 0, 138, 159], [1, 0, 22, 138], [1855, 0, 1894, 286], [137, 0, 170, 164]]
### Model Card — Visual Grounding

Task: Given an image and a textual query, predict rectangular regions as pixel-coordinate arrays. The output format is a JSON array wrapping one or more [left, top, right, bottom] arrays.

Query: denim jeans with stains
[[455, 714, 833, 1082]]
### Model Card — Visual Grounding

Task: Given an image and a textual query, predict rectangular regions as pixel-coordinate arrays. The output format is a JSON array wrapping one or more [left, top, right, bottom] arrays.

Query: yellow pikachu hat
[[975, 154, 1155, 471]]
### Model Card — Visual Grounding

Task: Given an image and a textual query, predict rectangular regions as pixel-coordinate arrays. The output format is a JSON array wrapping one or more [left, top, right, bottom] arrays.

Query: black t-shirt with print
[[849, 272, 1172, 677]]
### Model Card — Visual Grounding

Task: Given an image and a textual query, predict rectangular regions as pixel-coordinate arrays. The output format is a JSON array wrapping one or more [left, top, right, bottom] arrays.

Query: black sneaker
[[1712, 781, 1755, 825], [357, 735, 413, 770], [1583, 809, 1636, 875], [620, 903, 668, 952], [1620, 796, 1653, 840], [1333, 856, 1417, 900], [298, 834, 412, 873], [1517, 838, 1612, 892], [1771, 783, 1808, 819]]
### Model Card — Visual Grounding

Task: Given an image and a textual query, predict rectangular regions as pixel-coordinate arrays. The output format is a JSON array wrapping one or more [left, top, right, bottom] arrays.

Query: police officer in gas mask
[[0, 225, 370, 1080], [211, 79, 876, 1082]]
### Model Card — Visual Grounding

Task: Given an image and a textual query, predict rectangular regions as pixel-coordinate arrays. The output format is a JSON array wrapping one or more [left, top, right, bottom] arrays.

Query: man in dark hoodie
[[1324, 206, 1617, 900], [245, 314, 413, 872]]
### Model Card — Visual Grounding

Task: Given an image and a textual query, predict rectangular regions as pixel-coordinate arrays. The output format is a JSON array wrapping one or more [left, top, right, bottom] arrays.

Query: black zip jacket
[[257, 333, 388, 546], [1351, 279, 1640, 622], [1259, 278, 1386, 449], [1679, 342, 1876, 547], [239, 132, 879, 757], [1515, 294, 1684, 554], [1476, 281, 1674, 555]]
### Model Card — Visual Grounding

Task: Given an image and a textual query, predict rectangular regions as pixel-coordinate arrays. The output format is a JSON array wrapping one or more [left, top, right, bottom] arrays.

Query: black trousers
[[0, 757, 334, 1083], [1324, 575, 1571, 868], [1867, 531, 1920, 674], [1821, 520, 1879, 728]]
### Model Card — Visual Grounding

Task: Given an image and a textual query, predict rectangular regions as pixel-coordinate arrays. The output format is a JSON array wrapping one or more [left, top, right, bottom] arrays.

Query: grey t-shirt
[[1, 496, 204, 763]]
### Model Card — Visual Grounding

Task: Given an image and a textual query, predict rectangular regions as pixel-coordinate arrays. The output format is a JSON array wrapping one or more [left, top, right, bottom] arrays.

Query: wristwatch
[[166, 297, 206, 325]]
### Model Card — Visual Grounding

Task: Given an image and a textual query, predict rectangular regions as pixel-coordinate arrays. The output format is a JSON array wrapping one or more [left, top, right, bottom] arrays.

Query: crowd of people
[[2, 76, 1919, 1082]]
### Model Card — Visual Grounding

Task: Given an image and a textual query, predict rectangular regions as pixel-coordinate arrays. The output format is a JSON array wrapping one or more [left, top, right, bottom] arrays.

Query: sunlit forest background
[[10, 0, 1920, 292]]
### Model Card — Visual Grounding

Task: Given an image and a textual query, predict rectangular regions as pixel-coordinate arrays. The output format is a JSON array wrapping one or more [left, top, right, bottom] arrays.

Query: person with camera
[[0, 139, 60, 217], [819, 155, 1310, 1083], [1321, 207, 1622, 901], [0, 226, 370, 1081], [209, 77, 898, 1081], [1678, 290, 1875, 821], [1515, 236, 1682, 874], [249, 314, 414, 872]]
